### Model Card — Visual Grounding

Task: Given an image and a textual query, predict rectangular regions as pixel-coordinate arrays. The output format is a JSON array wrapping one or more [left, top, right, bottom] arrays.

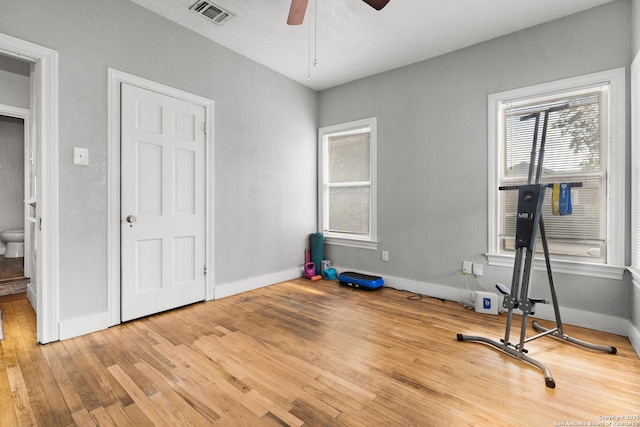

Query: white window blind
[[499, 87, 608, 261], [632, 56, 640, 272], [327, 131, 371, 235]]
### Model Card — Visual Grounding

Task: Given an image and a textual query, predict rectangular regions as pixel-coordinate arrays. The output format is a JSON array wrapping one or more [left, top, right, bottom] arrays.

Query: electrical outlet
[[382, 251, 389, 262], [73, 147, 89, 165], [462, 261, 472, 275], [473, 263, 483, 276]]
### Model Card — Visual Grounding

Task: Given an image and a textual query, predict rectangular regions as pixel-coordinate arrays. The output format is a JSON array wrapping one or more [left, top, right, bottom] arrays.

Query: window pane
[[500, 86, 608, 260], [328, 132, 370, 183], [505, 91, 604, 177], [500, 175, 604, 240], [329, 186, 370, 234]]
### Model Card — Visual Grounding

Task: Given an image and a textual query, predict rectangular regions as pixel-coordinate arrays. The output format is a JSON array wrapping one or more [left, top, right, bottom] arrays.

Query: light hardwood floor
[[0, 279, 639, 426]]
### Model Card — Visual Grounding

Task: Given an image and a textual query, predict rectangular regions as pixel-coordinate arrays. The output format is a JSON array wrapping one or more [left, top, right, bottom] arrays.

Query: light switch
[[74, 147, 89, 165]]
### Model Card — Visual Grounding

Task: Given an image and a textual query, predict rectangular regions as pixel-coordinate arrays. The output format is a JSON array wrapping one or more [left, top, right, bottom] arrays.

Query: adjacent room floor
[[0, 255, 28, 297]]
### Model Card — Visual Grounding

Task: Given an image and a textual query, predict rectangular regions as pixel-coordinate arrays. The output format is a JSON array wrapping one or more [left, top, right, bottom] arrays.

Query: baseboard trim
[[378, 273, 471, 303], [58, 311, 110, 341], [56, 268, 302, 341], [628, 321, 640, 359], [27, 282, 36, 312], [531, 304, 629, 337], [52, 267, 640, 360], [333, 266, 635, 347], [214, 267, 303, 300]]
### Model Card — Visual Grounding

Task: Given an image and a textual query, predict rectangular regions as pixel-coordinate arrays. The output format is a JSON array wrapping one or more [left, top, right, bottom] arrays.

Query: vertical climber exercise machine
[[457, 104, 616, 389]]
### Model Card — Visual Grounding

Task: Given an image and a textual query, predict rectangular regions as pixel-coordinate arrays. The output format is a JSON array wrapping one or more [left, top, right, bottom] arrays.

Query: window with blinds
[[318, 118, 377, 247], [498, 85, 609, 262], [632, 57, 640, 273], [327, 132, 371, 234]]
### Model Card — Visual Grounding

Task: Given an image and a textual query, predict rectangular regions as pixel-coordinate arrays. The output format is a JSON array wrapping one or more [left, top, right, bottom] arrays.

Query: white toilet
[[0, 229, 25, 258]]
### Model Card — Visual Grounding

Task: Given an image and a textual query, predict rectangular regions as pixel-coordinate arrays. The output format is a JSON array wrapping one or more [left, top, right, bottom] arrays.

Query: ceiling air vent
[[190, 1, 234, 25]]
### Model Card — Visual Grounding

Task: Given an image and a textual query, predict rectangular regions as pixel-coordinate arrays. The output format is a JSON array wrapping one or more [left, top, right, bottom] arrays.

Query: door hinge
[[203, 122, 208, 136], [204, 265, 208, 276]]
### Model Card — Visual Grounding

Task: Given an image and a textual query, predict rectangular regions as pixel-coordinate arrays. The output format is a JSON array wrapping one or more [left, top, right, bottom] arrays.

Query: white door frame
[[107, 68, 215, 326], [0, 33, 59, 344]]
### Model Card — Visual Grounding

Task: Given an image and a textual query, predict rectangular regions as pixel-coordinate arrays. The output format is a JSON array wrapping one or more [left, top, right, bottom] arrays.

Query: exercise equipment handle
[[498, 182, 583, 191], [519, 104, 570, 122]]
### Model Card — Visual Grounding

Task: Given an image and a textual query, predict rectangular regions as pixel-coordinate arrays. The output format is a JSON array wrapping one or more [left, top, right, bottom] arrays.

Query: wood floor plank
[[0, 280, 639, 426], [106, 364, 172, 427], [70, 408, 94, 427], [134, 361, 215, 426], [121, 402, 157, 427], [5, 363, 38, 426], [0, 349, 18, 427]]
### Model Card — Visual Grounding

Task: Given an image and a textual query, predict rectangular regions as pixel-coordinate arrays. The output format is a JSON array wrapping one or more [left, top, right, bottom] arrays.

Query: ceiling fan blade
[[362, 0, 390, 11], [287, 0, 309, 25]]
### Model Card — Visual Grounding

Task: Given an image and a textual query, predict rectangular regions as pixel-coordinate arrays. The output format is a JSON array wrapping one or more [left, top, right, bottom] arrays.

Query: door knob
[[126, 215, 137, 223]]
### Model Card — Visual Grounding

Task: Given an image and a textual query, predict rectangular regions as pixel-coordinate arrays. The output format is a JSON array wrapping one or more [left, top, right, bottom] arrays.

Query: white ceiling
[[128, 0, 616, 91]]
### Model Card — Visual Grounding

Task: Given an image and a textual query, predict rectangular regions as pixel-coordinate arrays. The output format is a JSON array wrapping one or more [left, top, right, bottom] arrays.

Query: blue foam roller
[[322, 268, 337, 280]]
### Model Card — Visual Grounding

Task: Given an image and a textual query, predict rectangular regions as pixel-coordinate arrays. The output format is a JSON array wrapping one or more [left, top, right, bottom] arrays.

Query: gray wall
[[0, 116, 24, 252], [0, 57, 29, 254], [319, 1, 634, 319], [0, 54, 30, 109], [0, 0, 317, 322]]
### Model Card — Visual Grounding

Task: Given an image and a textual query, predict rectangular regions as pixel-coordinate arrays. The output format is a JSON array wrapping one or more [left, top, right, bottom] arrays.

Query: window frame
[[318, 117, 378, 250], [487, 68, 626, 280], [630, 53, 640, 280]]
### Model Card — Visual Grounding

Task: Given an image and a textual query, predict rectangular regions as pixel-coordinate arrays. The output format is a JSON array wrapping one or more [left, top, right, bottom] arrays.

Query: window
[[318, 118, 377, 249], [488, 69, 625, 279], [631, 55, 640, 277]]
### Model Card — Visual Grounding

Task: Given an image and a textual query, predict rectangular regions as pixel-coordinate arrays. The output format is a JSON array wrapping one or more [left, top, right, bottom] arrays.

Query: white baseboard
[[56, 268, 302, 341], [381, 274, 471, 302], [531, 304, 629, 337], [214, 267, 303, 300], [58, 311, 110, 341], [333, 266, 474, 303], [629, 322, 640, 359], [51, 266, 640, 360], [332, 265, 638, 357], [27, 282, 36, 312]]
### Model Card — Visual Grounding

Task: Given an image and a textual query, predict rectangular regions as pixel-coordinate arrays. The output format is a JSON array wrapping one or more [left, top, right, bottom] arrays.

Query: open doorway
[[0, 53, 34, 302], [0, 33, 59, 344], [0, 111, 33, 300]]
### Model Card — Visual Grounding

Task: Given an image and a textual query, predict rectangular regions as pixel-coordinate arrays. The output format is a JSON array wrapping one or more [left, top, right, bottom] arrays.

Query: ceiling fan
[[287, 0, 390, 25]]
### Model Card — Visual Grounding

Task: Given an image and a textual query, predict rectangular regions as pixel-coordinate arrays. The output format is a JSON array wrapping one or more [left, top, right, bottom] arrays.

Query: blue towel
[[552, 183, 572, 216]]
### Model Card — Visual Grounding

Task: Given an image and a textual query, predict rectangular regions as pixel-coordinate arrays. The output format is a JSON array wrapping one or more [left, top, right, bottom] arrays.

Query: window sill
[[486, 253, 625, 280], [325, 236, 378, 250]]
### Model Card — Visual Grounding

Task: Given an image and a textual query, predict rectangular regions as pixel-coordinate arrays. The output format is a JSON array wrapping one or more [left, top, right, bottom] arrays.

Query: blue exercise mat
[[310, 233, 324, 275]]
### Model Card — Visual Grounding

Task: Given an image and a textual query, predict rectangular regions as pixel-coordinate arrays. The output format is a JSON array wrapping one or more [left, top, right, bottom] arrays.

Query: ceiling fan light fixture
[[362, 0, 390, 10], [286, 0, 390, 25]]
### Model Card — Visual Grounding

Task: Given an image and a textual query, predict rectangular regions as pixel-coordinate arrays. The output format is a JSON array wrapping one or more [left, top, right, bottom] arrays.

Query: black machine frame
[[457, 104, 616, 389]]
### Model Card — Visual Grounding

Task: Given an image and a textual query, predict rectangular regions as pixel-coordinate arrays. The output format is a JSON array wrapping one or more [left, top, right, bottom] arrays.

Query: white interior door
[[121, 83, 206, 322]]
